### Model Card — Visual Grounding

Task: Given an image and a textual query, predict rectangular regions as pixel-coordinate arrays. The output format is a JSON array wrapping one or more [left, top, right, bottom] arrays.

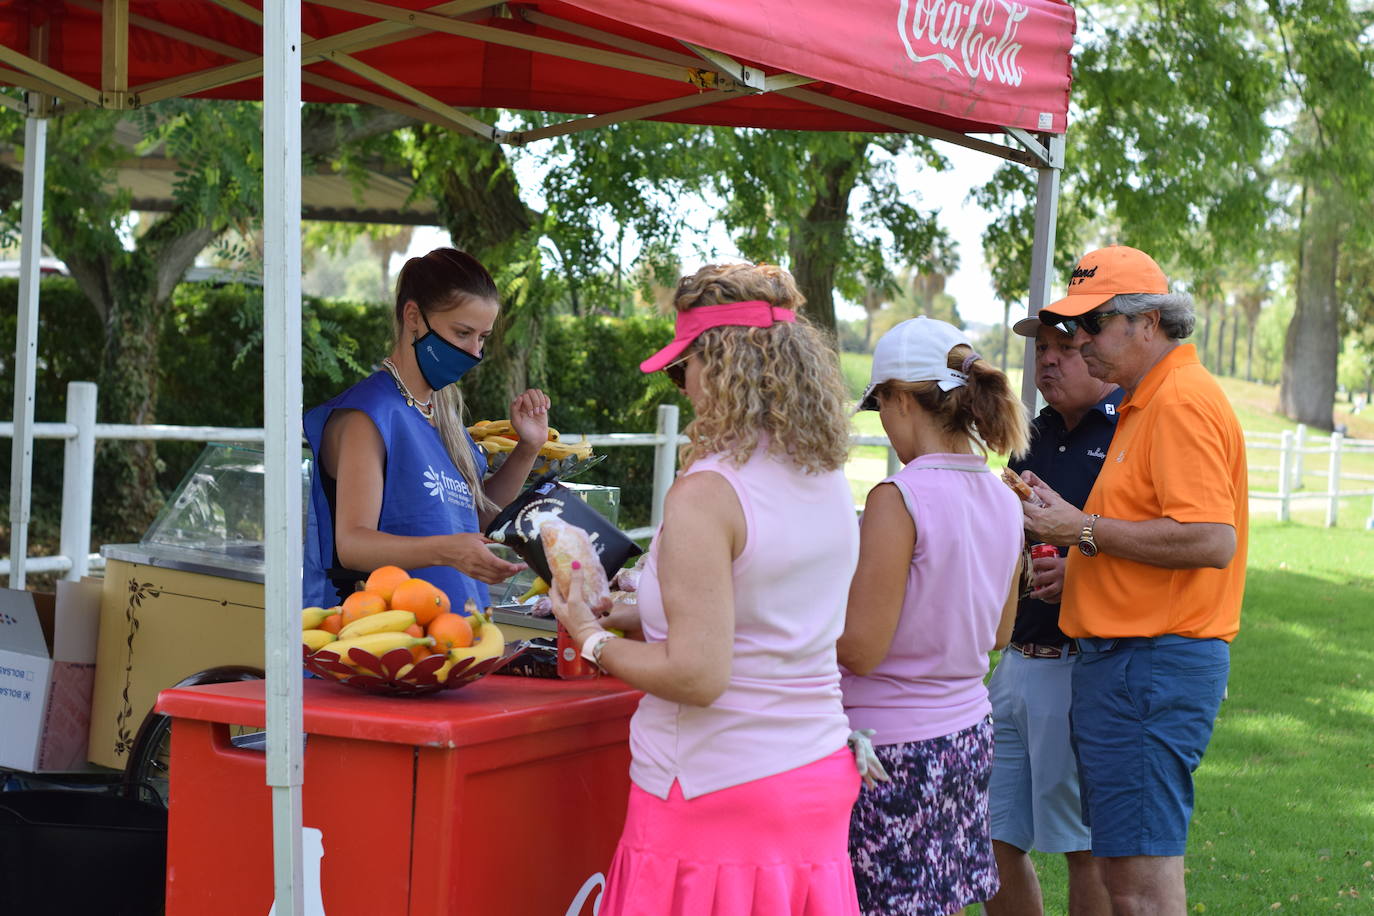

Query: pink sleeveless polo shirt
[[841, 453, 1023, 745], [629, 446, 860, 800]]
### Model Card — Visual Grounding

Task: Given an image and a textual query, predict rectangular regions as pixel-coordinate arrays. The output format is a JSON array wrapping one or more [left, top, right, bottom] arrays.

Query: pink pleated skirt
[[597, 748, 862, 916]]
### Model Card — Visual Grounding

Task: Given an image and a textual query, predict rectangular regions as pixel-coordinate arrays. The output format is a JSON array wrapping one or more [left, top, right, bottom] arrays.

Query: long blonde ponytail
[[433, 384, 497, 515]]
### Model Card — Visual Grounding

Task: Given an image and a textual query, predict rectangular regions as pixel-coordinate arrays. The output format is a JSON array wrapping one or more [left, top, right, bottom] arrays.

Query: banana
[[468, 419, 515, 439], [545, 426, 559, 442], [461, 598, 484, 637], [538, 439, 592, 461], [484, 435, 519, 451], [517, 577, 549, 604], [324, 633, 434, 662], [302, 629, 337, 652], [337, 609, 416, 639], [447, 620, 505, 672], [433, 657, 457, 683], [302, 606, 340, 630]]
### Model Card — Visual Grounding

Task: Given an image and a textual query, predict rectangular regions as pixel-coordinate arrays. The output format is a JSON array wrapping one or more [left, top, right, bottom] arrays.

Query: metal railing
[[6, 385, 1372, 582]]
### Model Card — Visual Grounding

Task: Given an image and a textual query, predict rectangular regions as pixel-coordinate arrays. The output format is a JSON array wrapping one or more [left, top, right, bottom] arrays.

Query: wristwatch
[[580, 629, 620, 672], [1077, 514, 1101, 557]]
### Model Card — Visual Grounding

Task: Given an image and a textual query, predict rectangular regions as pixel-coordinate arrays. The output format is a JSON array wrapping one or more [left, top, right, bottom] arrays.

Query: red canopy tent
[[2, 2, 1074, 911]]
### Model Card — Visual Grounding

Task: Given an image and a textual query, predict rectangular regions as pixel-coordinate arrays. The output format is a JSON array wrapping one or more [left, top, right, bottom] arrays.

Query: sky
[[401, 139, 1008, 327]]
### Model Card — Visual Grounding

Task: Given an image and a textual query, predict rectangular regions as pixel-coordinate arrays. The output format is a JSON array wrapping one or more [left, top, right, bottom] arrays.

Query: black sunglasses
[[664, 355, 690, 389], [1056, 309, 1125, 336]]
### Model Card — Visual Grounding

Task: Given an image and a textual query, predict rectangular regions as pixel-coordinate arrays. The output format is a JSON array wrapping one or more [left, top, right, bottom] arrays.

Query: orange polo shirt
[[1060, 344, 1248, 641]]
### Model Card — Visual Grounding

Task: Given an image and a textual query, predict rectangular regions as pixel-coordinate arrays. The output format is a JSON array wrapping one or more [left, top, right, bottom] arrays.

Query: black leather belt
[[1009, 640, 1079, 659]]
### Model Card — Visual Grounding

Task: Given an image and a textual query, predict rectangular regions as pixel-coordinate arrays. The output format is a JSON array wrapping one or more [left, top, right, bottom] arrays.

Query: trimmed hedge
[[531, 313, 682, 528], [2, 278, 680, 552]]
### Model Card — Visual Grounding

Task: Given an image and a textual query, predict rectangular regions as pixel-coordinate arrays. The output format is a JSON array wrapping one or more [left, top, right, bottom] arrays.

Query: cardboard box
[[0, 580, 103, 772], [89, 557, 264, 769]]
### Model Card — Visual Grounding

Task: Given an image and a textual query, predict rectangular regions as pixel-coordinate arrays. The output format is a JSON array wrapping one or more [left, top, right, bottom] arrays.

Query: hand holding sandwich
[[1018, 470, 1092, 548]]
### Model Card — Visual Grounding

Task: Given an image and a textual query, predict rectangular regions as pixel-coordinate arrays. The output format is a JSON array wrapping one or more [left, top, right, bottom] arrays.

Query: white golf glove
[[847, 729, 892, 790]]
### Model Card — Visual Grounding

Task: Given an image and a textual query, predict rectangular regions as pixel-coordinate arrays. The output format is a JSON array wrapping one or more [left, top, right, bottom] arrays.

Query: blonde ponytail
[[432, 384, 498, 516]]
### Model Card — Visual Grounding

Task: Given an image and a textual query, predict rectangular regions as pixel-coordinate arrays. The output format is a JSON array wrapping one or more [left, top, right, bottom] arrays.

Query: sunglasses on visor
[[1054, 309, 1124, 336]]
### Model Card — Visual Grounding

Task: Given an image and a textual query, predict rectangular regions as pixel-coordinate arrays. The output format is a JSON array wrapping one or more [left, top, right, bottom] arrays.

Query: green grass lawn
[[968, 521, 1374, 913]]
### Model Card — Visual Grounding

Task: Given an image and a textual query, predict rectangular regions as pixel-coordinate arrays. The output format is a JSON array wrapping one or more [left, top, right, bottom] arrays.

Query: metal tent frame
[[3, 3, 1069, 912]]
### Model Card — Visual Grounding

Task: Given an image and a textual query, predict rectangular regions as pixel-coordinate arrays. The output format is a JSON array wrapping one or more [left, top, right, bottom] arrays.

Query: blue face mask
[[412, 310, 482, 391]]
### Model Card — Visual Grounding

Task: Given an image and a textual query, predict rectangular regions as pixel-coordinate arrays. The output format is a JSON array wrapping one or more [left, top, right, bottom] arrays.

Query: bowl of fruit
[[300, 566, 524, 697]]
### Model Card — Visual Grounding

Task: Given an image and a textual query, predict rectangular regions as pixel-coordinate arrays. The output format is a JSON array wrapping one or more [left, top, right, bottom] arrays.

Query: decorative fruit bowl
[[302, 641, 527, 697]]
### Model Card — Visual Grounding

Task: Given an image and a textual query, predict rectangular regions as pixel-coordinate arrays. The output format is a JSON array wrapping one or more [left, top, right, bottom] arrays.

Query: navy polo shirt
[[1007, 390, 1123, 646]]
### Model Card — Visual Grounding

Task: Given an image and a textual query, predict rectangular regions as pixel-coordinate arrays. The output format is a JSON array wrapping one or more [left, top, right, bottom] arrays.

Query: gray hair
[[1108, 292, 1195, 340]]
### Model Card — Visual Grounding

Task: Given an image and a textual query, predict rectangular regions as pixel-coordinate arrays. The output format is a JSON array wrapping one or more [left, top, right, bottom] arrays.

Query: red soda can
[[1030, 543, 1058, 560], [557, 623, 597, 679]]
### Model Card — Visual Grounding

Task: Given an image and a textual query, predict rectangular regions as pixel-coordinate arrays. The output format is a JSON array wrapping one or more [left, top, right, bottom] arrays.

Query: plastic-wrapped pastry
[[538, 517, 612, 607]]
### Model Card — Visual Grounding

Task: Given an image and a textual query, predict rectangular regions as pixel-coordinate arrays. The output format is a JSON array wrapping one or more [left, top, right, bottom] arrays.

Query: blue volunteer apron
[[303, 371, 490, 611]]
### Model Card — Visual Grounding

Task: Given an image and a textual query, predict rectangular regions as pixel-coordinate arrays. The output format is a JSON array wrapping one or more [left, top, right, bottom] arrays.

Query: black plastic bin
[[0, 790, 167, 914]]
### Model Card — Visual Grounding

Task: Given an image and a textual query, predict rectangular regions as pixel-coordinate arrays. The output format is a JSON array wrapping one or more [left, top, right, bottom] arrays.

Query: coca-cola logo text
[[897, 0, 1029, 87]]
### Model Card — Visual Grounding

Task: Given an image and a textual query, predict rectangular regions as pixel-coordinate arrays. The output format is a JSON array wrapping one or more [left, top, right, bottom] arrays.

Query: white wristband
[[580, 630, 619, 672]]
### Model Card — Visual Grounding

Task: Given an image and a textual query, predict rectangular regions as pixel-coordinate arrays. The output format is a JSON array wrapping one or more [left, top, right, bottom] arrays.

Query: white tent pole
[[263, 2, 305, 914], [7, 106, 47, 589], [1020, 133, 1065, 411]]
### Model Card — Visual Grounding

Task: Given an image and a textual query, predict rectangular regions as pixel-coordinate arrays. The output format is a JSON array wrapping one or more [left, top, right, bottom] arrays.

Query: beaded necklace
[[380, 357, 435, 421]]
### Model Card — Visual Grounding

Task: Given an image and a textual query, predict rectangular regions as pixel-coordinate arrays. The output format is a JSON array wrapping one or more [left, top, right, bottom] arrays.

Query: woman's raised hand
[[508, 388, 550, 445], [440, 532, 526, 584]]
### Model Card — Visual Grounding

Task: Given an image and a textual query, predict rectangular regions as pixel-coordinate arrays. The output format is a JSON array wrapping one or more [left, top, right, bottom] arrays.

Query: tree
[[1271, 0, 1374, 427], [705, 130, 954, 334], [0, 99, 415, 537], [976, 1, 1374, 430]]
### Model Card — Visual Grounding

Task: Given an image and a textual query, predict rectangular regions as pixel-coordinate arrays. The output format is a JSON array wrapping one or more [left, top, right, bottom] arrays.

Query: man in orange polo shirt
[[1019, 246, 1247, 915]]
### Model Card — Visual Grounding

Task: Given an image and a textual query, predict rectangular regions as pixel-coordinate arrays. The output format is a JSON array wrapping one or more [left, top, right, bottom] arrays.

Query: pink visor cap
[[639, 300, 797, 373]]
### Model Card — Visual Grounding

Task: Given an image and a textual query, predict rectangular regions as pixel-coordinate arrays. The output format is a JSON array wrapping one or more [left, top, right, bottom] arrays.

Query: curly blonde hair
[[672, 263, 852, 473]]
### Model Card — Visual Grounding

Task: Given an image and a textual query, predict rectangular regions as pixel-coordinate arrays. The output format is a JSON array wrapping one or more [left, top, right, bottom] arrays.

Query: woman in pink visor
[[550, 262, 869, 916]]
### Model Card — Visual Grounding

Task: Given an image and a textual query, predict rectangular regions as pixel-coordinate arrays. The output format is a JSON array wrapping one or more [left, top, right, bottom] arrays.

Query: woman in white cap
[[839, 316, 1029, 916], [549, 262, 866, 916]]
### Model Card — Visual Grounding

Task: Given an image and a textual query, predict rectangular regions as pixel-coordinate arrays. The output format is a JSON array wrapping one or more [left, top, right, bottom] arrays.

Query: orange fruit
[[404, 624, 434, 661], [319, 608, 344, 635], [427, 613, 474, 652], [390, 578, 447, 627], [365, 565, 410, 604], [340, 590, 387, 626]]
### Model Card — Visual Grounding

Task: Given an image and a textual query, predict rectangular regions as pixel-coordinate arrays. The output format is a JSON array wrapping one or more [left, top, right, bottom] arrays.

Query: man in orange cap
[[1017, 246, 1248, 915]]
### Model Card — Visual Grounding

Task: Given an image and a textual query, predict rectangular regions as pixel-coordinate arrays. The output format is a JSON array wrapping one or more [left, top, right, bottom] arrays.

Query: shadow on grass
[[1189, 563, 1374, 911]]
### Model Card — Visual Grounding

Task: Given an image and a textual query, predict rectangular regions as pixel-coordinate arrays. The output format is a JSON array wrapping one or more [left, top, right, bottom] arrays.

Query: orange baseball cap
[[1041, 246, 1170, 318]]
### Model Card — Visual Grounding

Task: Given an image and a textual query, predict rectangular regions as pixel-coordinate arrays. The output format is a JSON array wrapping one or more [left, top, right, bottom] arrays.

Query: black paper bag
[[485, 478, 642, 584]]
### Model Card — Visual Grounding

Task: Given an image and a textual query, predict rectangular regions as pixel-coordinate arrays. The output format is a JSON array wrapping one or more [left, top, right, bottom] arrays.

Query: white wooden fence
[[1, 381, 684, 584], [5, 385, 1373, 583], [1245, 424, 1374, 528]]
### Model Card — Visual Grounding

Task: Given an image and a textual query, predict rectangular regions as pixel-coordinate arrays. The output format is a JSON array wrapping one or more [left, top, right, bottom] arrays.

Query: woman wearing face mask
[[303, 248, 549, 611]]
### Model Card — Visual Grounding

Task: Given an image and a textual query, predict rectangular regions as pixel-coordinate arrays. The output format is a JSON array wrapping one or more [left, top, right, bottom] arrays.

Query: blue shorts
[[988, 650, 1092, 854], [1071, 635, 1229, 858]]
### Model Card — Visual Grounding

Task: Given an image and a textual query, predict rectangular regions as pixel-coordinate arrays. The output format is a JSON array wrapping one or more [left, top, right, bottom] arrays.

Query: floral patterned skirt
[[849, 717, 997, 916]]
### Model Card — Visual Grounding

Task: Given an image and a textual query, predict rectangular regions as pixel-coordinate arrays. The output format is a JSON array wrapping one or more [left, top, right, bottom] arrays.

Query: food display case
[[88, 444, 306, 769], [88, 445, 630, 767]]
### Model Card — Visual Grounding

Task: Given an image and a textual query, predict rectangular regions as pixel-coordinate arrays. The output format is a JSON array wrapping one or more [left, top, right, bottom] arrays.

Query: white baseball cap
[[858, 316, 972, 411]]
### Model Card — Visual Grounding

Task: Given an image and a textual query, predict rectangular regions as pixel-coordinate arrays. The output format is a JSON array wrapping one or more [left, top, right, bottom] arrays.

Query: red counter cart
[[156, 677, 641, 915]]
